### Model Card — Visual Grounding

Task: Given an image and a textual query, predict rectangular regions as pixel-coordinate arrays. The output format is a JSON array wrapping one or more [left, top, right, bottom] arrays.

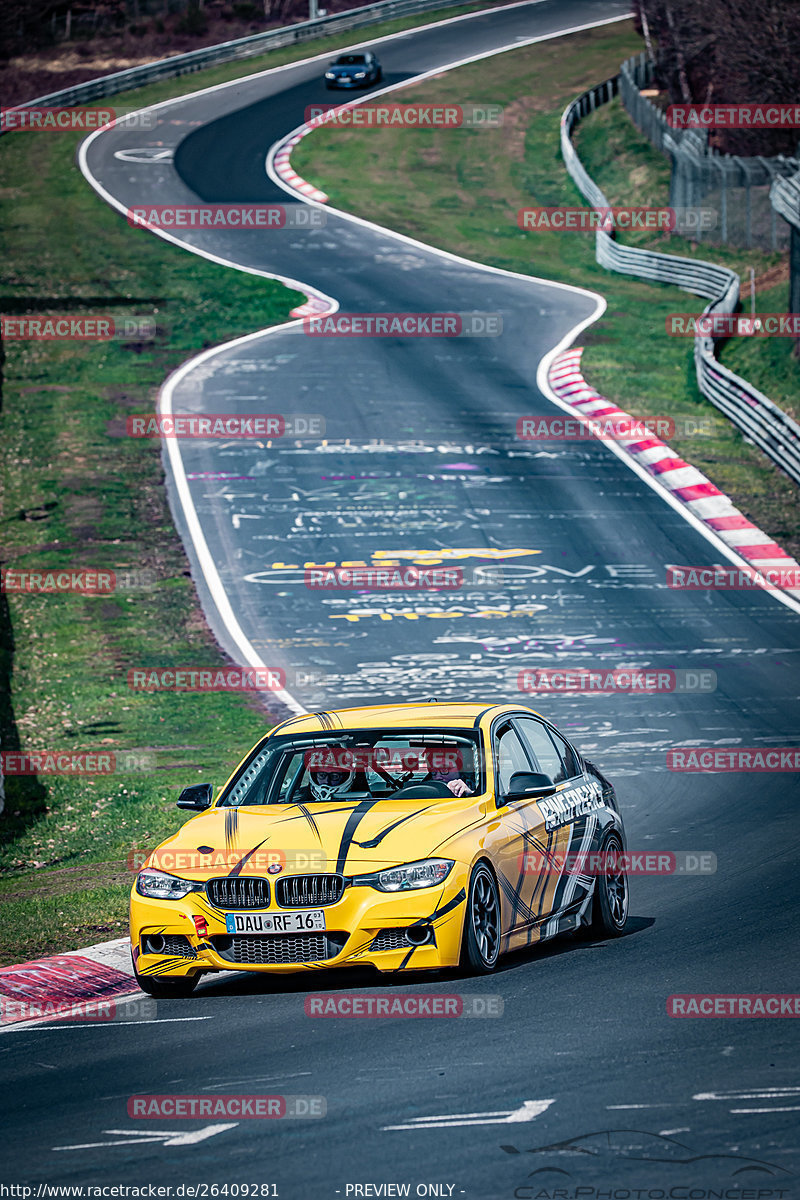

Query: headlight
[[325, 72, 335, 78], [353, 859, 454, 892], [136, 869, 205, 900], [354, 71, 366, 78]]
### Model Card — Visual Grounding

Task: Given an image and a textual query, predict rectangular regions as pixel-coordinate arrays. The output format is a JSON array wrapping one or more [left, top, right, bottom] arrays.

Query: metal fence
[[561, 79, 800, 487], [619, 52, 798, 251], [5, 0, 478, 112], [771, 172, 800, 318]]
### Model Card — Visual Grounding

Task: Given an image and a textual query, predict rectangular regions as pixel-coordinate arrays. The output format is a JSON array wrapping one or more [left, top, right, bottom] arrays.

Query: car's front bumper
[[130, 871, 468, 980]]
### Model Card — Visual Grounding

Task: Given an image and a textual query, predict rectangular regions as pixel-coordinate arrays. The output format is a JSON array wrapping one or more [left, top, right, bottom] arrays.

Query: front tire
[[461, 863, 501, 973], [133, 956, 199, 998], [584, 834, 629, 937]]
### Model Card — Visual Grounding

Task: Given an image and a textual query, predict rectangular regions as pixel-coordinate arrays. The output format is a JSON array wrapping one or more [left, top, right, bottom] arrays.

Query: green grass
[[293, 21, 800, 559], [0, 50, 293, 966]]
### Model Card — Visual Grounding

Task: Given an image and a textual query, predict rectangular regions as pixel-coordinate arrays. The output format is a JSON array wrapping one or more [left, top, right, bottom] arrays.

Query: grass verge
[[293, 20, 800, 559], [0, 136, 299, 958]]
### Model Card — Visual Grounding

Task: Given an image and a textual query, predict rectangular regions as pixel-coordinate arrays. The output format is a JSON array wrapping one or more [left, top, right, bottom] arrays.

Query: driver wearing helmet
[[295, 750, 358, 803], [307, 764, 356, 802]]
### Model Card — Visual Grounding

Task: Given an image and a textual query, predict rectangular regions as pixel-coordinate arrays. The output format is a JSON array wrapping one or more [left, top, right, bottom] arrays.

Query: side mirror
[[177, 782, 214, 811], [504, 771, 557, 801]]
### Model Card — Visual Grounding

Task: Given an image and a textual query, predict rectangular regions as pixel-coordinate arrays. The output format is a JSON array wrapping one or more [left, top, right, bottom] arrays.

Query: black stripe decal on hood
[[335, 798, 384, 874], [292, 801, 323, 844], [224, 808, 239, 851], [353, 806, 435, 850], [227, 837, 270, 878], [273, 803, 360, 830]]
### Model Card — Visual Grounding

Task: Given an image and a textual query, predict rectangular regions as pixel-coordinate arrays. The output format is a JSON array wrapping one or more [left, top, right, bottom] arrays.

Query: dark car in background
[[324, 51, 383, 89]]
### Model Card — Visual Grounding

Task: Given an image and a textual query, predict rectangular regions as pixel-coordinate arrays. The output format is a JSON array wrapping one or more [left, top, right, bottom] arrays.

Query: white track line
[[2, 1016, 213, 1033]]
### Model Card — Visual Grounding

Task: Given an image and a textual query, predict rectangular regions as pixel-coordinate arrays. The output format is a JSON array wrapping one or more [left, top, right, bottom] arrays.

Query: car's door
[[486, 717, 554, 948], [514, 716, 604, 924]]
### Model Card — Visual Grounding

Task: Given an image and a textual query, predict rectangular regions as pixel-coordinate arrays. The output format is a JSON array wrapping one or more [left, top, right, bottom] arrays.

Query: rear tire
[[460, 863, 501, 974], [583, 834, 628, 938]]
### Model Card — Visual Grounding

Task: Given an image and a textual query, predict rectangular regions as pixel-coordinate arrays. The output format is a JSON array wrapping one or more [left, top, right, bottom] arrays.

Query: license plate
[[225, 910, 326, 934]]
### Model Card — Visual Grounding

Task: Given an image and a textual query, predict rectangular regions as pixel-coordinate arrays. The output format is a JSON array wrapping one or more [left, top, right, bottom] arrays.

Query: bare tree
[[635, 0, 800, 155]]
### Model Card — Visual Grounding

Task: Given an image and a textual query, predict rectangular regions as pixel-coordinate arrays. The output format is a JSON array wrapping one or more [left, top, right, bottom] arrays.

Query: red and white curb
[[549, 348, 800, 601], [0, 937, 144, 1031], [290, 291, 335, 320], [273, 126, 329, 204], [271, 128, 334, 321]]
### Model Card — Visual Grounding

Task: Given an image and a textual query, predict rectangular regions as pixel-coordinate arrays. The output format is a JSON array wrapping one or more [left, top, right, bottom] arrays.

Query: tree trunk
[[664, 0, 693, 103], [639, 0, 655, 63]]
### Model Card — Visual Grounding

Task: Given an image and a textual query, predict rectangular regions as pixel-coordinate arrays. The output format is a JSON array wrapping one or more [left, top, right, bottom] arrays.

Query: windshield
[[335, 54, 367, 65], [219, 728, 484, 806]]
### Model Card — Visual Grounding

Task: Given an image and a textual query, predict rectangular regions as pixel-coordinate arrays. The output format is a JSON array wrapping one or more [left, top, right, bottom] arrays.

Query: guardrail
[[560, 78, 800, 487], [4, 0, 479, 112]]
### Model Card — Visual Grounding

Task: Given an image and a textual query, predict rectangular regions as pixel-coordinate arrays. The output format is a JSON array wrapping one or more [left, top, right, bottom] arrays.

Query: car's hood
[[145, 797, 485, 878], [330, 65, 362, 75]]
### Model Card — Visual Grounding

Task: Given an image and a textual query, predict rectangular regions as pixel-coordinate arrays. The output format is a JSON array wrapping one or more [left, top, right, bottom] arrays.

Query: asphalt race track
[[2, 1, 799, 1195]]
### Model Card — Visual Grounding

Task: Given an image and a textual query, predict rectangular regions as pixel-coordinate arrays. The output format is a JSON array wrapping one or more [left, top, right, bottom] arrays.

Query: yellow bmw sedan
[[130, 702, 628, 996]]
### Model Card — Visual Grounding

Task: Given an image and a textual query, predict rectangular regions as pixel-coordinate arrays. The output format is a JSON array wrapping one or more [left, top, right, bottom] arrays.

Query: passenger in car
[[428, 758, 474, 797]]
